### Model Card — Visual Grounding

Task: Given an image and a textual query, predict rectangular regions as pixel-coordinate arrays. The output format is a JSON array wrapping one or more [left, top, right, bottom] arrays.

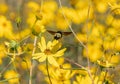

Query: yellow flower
[[59, 7, 80, 24], [32, 20, 46, 36], [26, 13, 36, 27], [21, 56, 31, 70], [108, 3, 120, 19], [75, 69, 88, 76], [55, 7, 73, 30], [0, 15, 14, 39], [33, 36, 66, 67], [27, 1, 40, 12], [15, 28, 31, 41], [76, 33, 87, 43], [97, 60, 115, 68], [27, 1, 57, 27], [4, 70, 19, 84], [83, 44, 103, 62], [103, 38, 115, 50], [107, 27, 118, 37], [47, 64, 75, 84], [55, 7, 82, 30], [55, 14, 70, 30], [42, 1, 58, 13], [75, 0, 88, 9], [76, 6, 93, 23], [38, 60, 75, 84], [110, 55, 120, 64], [0, 3, 8, 14], [115, 38, 120, 50], [73, 74, 102, 84], [99, 71, 114, 84], [73, 70, 114, 84], [107, 3, 120, 27], [96, 1, 107, 13], [40, 62, 75, 84], [26, 1, 40, 27], [0, 44, 6, 64]]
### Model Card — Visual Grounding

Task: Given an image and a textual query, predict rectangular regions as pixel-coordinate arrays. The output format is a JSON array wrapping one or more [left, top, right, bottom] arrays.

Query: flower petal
[[48, 56, 59, 67], [38, 55, 47, 62], [47, 41, 52, 49], [52, 40, 59, 46], [38, 42, 44, 52], [51, 42, 62, 52], [32, 53, 44, 59], [53, 48, 66, 57], [41, 37, 46, 51]]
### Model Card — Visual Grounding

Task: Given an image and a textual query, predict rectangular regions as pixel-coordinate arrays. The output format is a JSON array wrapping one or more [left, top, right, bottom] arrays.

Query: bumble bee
[[47, 30, 72, 40]]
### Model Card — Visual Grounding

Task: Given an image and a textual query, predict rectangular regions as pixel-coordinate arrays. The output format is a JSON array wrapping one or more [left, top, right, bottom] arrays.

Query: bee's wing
[[62, 32, 72, 36], [47, 30, 56, 35]]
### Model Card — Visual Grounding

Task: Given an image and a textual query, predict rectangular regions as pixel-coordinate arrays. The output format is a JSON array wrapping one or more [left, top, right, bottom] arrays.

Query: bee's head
[[54, 31, 62, 40]]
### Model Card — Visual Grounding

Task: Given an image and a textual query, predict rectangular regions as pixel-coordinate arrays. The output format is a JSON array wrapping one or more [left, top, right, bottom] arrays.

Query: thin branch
[[29, 36, 37, 84], [0, 60, 13, 75], [64, 58, 87, 71], [0, 50, 16, 75]]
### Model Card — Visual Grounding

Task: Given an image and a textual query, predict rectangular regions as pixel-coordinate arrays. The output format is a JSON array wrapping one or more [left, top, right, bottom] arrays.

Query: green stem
[[46, 58, 52, 84]]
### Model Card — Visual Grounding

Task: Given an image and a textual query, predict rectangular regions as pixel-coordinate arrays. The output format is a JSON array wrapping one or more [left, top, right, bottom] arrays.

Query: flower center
[[44, 49, 51, 55], [2, 22, 7, 27]]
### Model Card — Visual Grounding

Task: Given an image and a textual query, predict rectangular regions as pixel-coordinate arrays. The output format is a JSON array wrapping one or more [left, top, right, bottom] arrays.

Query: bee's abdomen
[[54, 31, 62, 40]]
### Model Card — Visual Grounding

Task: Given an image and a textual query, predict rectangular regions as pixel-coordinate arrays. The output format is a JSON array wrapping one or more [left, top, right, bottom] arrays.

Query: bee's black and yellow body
[[47, 30, 72, 40], [54, 31, 62, 40]]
